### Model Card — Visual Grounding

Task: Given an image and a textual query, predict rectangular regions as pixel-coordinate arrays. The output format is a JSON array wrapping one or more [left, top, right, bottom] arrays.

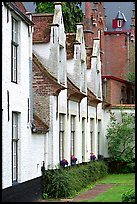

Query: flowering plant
[[60, 159, 68, 167], [71, 155, 77, 164], [90, 152, 96, 161]]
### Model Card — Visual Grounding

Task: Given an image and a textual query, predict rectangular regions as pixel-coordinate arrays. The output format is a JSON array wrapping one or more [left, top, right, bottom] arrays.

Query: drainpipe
[[26, 12, 33, 122], [103, 78, 107, 99], [127, 32, 130, 81]]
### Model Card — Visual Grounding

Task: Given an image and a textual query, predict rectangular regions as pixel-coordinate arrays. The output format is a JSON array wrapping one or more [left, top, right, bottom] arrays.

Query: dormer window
[[118, 20, 122, 28]]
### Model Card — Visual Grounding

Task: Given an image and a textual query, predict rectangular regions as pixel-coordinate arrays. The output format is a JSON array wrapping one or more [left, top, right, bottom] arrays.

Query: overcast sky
[[23, 2, 134, 31]]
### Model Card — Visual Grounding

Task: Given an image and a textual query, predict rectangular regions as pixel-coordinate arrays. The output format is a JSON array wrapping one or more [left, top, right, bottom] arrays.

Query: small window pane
[[12, 18, 18, 43], [12, 45, 17, 82]]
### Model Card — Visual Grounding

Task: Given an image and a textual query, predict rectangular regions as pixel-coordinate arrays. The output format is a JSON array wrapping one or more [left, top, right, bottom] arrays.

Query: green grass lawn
[[95, 173, 135, 185], [82, 173, 135, 202]]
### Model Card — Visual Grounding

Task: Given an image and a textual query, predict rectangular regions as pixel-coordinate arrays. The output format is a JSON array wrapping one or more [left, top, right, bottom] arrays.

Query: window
[[12, 112, 19, 183], [82, 117, 85, 161], [11, 18, 19, 83], [90, 118, 94, 152], [117, 20, 122, 28], [70, 115, 75, 156], [98, 119, 101, 156], [59, 114, 65, 160]]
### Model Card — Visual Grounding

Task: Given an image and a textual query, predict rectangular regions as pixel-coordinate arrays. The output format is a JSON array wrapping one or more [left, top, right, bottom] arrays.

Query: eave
[[4, 2, 34, 26], [31, 113, 49, 134], [102, 100, 111, 109], [87, 88, 102, 106], [104, 30, 131, 35], [102, 75, 130, 84], [67, 77, 86, 102]]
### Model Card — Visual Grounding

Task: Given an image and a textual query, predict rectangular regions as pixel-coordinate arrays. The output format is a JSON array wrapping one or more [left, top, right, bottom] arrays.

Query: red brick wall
[[32, 57, 63, 126], [104, 33, 129, 80], [103, 79, 127, 104], [83, 2, 106, 70], [32, 14, 53, 43]]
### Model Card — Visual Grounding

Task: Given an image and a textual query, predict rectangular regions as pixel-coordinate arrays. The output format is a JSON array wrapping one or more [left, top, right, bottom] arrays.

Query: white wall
[[2, 4, 45, 189]]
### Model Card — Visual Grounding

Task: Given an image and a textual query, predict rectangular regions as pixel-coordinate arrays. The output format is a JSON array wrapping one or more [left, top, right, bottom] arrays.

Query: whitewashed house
[[32, 2, 104, 169], [2, 2, 46, 202]]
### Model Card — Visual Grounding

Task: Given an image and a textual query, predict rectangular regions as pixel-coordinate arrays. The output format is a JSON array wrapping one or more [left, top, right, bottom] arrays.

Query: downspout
[[103, 78, 107, 99], [127, 32, 130, 80], [26, 12, 33, 122]]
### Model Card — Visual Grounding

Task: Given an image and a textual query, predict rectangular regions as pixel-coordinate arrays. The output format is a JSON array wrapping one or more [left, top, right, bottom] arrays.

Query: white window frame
[[11, 17, 19, 83], [12, 112, 19, 183], [98, 119, 101, 156], [117, 20, 122, 28], [70, 115, 75, 156], [82, 117, 86, 161], [59, 114, 65, 160], [90, 118, 94, 153]]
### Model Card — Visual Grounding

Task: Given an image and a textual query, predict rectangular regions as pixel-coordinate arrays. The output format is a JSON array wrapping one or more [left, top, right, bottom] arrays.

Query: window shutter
[[112, 19, 117, 28]]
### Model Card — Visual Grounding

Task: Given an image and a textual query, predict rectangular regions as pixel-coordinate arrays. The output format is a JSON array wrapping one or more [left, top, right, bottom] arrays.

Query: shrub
[[105, 158, 135, 174], [122, 188, 135, 202], [42, 161, 108, 199]]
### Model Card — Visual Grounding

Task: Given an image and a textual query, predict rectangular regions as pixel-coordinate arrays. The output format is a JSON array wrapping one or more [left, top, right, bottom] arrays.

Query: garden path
[[37, 184, 114, 202]]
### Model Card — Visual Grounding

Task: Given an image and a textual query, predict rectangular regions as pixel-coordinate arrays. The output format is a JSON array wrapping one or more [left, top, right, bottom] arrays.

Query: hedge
[[42, 160, 108, 199]]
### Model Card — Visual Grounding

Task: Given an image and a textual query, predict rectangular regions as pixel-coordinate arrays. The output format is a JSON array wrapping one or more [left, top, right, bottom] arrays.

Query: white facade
[[2, 3, 45, 189]]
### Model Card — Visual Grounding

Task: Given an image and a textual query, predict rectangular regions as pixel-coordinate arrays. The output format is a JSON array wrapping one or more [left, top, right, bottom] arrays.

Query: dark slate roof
[[115, 10, 127, 22], [12, 2, 27, 14]]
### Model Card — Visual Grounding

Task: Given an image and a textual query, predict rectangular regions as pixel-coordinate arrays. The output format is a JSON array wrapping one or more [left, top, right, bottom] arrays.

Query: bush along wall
[[42, 161, 108, 199], [104, 158, 135, 174]]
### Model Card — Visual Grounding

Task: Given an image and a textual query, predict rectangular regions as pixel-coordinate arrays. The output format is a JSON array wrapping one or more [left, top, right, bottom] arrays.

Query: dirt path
[[36, 184, 114, 202]]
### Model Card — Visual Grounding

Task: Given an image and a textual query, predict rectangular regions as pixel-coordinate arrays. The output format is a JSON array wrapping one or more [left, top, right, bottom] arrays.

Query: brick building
[[83, 2, 135, 105]]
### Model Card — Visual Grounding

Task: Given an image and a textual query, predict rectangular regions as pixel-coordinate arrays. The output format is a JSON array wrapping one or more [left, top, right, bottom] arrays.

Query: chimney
[[85, 2, 91, 19], [84, 2, 93, 48]]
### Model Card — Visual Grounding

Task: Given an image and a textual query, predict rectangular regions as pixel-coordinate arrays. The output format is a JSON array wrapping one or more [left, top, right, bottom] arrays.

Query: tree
[[34, 2, 84, 33], [106, 110, 135, 161]]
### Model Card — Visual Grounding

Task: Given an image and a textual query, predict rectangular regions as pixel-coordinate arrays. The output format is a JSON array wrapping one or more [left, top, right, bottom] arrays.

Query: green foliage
[[122, 188, 135, 202], [42, 161, 108, 199], [106, 110, 135, 162], [128, 72, 135, 83], [34, 2, 84, 33], [42, 193, 48, 199], [35, 2, 54, 13]]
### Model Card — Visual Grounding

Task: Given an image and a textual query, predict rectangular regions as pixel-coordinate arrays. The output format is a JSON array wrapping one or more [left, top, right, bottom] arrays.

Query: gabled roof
[[115, 10, 127, 22]]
